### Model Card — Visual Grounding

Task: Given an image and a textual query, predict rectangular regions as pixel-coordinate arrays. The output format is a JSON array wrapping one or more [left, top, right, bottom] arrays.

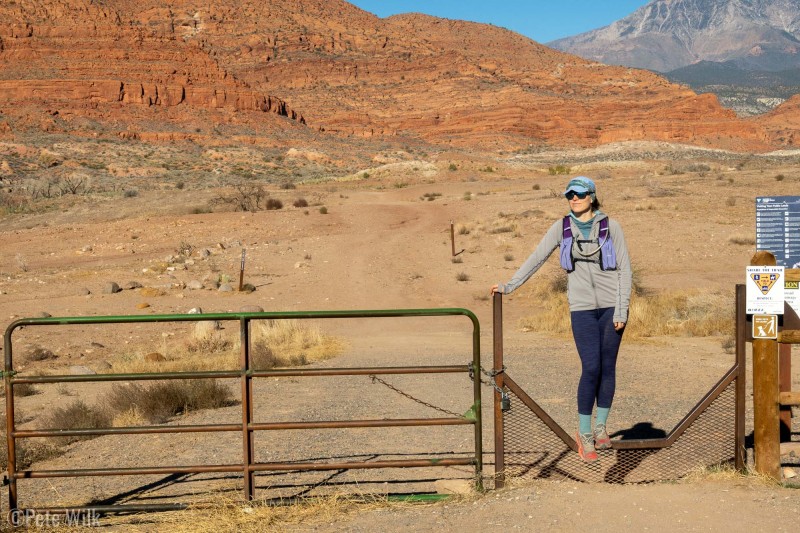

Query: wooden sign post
[[750, 251, 781, 480]]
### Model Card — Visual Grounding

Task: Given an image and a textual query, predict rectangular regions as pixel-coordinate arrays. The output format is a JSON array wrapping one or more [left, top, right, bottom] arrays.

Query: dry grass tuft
[[626, 291, 733, 337], [142, 493, 445, 532], [107, 320, 341, 374], [519, 278, 733, 340], [185, 321, 233, 354], [683, 462, 780, 487], [111, 406, 149, 427], [250, 320, 342, 369]]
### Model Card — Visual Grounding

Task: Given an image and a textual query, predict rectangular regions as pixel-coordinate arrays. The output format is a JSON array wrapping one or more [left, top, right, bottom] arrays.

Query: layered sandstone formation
[[0, 0, 796, 151], [0, 0, 304, 139]]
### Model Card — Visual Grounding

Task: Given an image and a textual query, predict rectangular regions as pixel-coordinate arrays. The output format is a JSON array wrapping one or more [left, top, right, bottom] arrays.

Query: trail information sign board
[[756, 196, 800, 268]]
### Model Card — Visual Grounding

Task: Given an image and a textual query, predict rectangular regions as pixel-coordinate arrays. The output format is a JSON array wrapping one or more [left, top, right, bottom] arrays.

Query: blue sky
[[348, 1, 651, 43]]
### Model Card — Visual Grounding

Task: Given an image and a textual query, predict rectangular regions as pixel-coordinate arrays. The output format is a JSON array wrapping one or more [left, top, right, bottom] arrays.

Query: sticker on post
[[746, 266, 785, 315], [753, 315, 778, 339]]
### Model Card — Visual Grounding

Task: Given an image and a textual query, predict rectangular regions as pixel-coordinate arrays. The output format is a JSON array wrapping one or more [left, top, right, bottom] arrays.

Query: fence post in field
[[492, 292, 505, 489]]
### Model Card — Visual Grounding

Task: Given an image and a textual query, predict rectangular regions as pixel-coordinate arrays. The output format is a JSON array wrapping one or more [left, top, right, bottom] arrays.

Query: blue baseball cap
[[564, 176, 596, 197]]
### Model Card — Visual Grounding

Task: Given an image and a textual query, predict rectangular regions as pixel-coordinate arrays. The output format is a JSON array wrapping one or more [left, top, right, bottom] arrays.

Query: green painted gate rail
[[3, 309, 482, 517]]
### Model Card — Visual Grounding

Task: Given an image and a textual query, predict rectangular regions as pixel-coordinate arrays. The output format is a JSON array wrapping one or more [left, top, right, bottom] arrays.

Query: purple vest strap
[[559, 216, 575, 272], [598, 218, 617, 271]]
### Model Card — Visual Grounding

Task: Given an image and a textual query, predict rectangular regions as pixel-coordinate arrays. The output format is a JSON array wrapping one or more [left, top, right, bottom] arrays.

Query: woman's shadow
[[604, 422, 667, 484]]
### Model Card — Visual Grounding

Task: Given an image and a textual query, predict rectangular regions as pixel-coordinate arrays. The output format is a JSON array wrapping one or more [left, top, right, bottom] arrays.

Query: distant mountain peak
[[550, 0, 800, 72]]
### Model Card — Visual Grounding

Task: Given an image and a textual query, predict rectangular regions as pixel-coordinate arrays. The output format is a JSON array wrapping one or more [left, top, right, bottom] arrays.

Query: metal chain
[[470, 364, 512, 411], [368, 374, 465, 418], [469, 364, 506, 395]]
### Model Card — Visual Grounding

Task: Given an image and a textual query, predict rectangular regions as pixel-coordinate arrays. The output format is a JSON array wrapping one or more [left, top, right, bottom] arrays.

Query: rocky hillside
[[0, 0, 796, 152]]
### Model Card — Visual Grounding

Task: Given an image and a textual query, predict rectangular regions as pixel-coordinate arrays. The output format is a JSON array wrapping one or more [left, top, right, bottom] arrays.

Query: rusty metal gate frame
[[491, 289, 746, 487], [4, 308, 483, 516]]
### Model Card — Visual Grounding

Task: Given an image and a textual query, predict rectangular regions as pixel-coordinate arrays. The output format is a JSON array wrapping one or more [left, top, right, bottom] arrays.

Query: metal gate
[[491, 290, 746, 487], [4, 308, 482, 516]]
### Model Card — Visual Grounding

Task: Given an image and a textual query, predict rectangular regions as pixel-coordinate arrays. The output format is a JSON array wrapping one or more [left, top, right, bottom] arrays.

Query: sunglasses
[[565, 191, 590, 200]]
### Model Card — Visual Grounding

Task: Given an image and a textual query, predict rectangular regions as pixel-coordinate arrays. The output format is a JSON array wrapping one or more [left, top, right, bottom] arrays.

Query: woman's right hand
[[490, 284, 501, 295]]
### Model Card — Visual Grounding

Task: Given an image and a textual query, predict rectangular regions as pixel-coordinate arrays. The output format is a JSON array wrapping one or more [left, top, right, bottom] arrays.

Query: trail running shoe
[[594, 424, 611, 450], [576, 431, 598, 462]]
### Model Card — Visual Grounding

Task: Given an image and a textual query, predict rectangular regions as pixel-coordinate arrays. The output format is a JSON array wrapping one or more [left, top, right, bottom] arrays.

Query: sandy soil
[[2, 145, 799, 530]]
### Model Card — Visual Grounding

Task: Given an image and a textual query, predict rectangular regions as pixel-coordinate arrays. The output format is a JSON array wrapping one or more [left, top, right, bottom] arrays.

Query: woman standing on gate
[[491, 176, 632, 463]]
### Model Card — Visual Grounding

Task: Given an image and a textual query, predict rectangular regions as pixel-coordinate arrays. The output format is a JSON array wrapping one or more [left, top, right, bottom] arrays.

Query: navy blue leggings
[[570, 307, 624, 415]]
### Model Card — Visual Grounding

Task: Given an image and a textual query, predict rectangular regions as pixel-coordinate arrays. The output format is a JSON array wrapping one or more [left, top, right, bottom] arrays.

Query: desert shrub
[[775, 174, 785, 181], [293, 198, 309, 207], [12, 382, 39, 397], [394, 181, 409, 188], [25, 346, 57, 362], [319, 206, 328, 214], [211, 184, 268, 212], [448, 163, 458, 171], [456, 272, 470, 282], [421, 192, 441, 201], [548, 165, 570, 175], [41, 400, 113, 445], [490, 225, 515, 234], [532, 184, 541, 190], [549, 270, 569, 294], [251, 342, 308, 369], [266, 198, 283, 210], [280, 181, 297, 189], [463, 192, 472, 201], [0, 190, 30, 214], [452, 256, 463, 264], [177, 241, 195, 257], [646, 183, 676, 198], [721, 336, 735, 354], [725, 197, 736, 207], [728, 234, 755, 245], [504, 253, 514, 262], [123, 189, 139, 198], [104, 380, 235, 424], [0, 437, 60, 470]]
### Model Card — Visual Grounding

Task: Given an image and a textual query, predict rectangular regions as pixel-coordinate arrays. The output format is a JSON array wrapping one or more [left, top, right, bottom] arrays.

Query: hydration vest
[[559, 216, 617, 272]]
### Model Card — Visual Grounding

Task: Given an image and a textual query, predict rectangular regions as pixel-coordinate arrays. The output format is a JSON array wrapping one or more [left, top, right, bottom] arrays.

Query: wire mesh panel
[[502, 376, 737, 484]]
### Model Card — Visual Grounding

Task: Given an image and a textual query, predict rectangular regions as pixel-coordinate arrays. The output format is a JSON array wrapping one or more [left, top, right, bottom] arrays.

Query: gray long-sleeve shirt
[[497, 213, 632, 323]]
